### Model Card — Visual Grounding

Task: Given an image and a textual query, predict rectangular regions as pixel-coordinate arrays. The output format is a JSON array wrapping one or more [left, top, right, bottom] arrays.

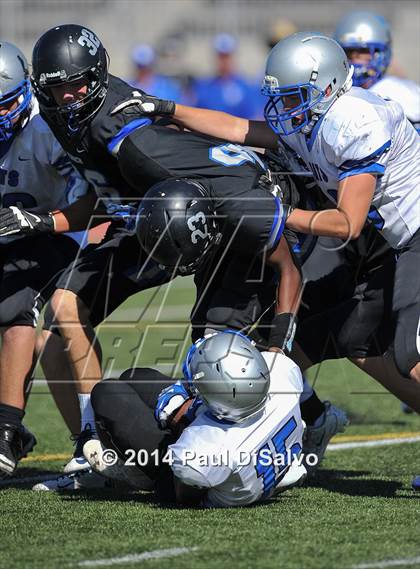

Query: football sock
[[300, 391, 325, 426], [299, 375, 314, 403], [78, 393, 96, 434], [0, 403, 24, 428]]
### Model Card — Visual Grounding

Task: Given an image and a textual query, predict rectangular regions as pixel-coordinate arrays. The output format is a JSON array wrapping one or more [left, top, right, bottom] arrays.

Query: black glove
[[111, 93, 176, 117], [0, 206, 55, 237], [268, 313, 297, 353]]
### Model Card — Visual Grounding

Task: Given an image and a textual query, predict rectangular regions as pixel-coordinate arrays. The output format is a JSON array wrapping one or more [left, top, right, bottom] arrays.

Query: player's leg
[[90, 368, 172, 476], [43, 229, 137, 472], [0, 235, 79, 477], [89, 367, 175, 498], [0, 324, 37, 477], [351, 353, 420, 413], [34, 367, 173, 493], [35, 330, 80, 436], [290, 267, 370, 468], [391, 229, 420, 383], [42, 227, 170, 474]]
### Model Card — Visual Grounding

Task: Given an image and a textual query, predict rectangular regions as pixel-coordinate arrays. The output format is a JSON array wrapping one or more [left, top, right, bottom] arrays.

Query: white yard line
[[351, 556, 420, 568], [77, 547, 198, 567], [328, 435, 420, 451]]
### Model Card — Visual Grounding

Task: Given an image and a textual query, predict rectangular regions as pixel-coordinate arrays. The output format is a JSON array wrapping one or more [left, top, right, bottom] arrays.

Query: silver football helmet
[[334, 11, 392, 88], [0, 41, 32, 141], [262, 32, 353, 136], [183, 330, 270, 423]]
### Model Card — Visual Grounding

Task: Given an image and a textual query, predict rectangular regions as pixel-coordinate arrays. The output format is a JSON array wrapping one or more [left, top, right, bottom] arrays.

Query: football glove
[[268, 313, 298, 354], [111, 94, 176, 118], [0, 206, 55, 237], [154, 381, 203, 430]]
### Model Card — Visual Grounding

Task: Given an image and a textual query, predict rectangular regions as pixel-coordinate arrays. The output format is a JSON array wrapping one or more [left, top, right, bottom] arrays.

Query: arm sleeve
[[322, 101, 392, 181]]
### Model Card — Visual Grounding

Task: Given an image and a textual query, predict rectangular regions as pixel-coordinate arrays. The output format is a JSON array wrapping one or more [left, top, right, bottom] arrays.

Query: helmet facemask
[[263, 81, 324, 136], [32, 54, 109, 134], [262, 67, 353, 136], [342, 43, 391, 88], [0, 79, 32, 142]]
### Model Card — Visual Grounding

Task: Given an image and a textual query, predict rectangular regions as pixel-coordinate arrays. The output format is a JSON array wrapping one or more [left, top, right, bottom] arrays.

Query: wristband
[[268, 313, 297, 353]]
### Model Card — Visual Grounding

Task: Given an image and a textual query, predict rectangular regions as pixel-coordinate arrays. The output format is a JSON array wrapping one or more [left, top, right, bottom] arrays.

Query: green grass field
[[1, 277, 419, 569]]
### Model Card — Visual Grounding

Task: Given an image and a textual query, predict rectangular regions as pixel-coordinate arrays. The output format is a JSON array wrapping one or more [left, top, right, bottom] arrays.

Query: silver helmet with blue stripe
[[0, 41, 32, 141], [262, 32, 353, 136], [334, 11, 392, 88], [183, 330, 270, 423]]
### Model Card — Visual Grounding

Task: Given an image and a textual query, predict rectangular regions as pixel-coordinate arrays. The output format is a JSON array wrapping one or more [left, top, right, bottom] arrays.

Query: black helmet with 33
[[136, 178, 220, 275]]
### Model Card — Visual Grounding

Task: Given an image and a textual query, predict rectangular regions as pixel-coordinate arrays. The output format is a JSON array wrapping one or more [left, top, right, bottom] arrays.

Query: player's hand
[[0, 206, 55, 237], [268, 313, 298, 354], [111, 94, 175, 118], [155, 381, 190, 430], [155, 381, 202, 430]]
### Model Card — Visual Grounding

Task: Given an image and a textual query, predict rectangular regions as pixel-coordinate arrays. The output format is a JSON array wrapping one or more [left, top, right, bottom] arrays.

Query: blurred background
[[1, 0, 418, 119]]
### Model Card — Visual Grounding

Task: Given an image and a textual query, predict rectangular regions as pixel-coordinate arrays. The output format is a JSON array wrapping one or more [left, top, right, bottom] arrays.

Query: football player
[[82, 330, 307, 506], [334, 11, 420, 420], [8, 24, 347, 487], [334, 11, 420, 133], [128, 34, 418, 408], [261, 33, 420, 382], [0, 41, 94, 478]]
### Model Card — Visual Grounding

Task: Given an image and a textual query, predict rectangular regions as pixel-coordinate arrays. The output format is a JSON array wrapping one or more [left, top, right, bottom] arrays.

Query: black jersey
[[40, 74, 287, 255], [117, 121, 287, 255], [118, 123, 265, 201]]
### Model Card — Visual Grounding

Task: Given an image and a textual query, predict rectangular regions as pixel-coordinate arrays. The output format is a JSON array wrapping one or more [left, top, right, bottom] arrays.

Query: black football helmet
[[136, 179, 220, 275], [31, 24, 108, 132]]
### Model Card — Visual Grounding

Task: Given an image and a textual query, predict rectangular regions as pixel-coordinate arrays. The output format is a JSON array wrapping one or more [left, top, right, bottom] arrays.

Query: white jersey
[[0, 100, 89, 244], [170, 352, 305, 508], [370, 76, 420, 128], [280, 87, 420, 249]]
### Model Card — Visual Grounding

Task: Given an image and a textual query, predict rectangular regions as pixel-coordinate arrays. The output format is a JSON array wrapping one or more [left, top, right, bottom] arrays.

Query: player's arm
[[117, 92, 278, 149], [0, 190, 107, 237], [51, 190, 107, 232], [286, 174, 376, 240], [172, 104, 278, 149], [266, 235, 302, 353]]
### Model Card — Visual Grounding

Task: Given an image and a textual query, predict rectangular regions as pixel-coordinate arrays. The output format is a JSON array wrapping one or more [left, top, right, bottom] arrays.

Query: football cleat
[[83, 439, 154, 491], [0, 423, 24, 478], [32, 469, 111, 491], [303, 401, 349, 473], [64, 423, 96, 474], [19, 425, 37, 460]]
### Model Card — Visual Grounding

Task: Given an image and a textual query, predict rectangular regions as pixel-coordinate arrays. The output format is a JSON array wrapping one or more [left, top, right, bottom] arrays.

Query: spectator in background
[[129, 43, 183, 102], [156, 34, 196, 105], [193, 33, 257, 118], [266, 18, 298, 51]]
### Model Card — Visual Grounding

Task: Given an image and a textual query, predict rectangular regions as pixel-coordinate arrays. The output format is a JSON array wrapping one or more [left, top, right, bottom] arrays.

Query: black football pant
[[91, 367, 176, 489]]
